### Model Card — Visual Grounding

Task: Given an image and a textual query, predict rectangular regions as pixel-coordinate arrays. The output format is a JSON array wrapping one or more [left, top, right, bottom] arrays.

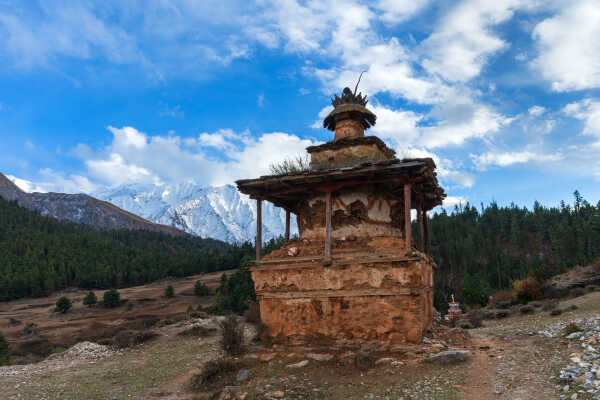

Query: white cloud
[[69, 126, 318, 189], [563, 99, 600, 139], [374, 0, 430, 23], [108, 126, 147, 149], [0, 3, 146, 69], [470, 150, 563, 171], [528, 105, 545, 116], [8, 170, 98, 194], [420, 101, 513, 148], [159, 104, 183, 118], [7, 175, 47, 193], [442, 196, 467, 209], [369, 104, 422, 145], [397, 147, 475, 188], [311, 105, 333, 129], [419, 0, 532, 83], [531, 0, 600, 91]]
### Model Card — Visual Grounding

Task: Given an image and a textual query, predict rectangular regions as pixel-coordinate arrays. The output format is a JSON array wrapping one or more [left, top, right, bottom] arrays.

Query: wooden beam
[[256, 199, 262, 261], [285, 210, 290, 241], [325, 191, 332, 258], [424, 210, 430, 255], [417, 201, 424, 252], [404, 183, 412, 250]]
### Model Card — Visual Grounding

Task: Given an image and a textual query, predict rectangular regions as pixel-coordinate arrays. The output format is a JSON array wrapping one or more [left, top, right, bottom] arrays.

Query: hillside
[[427, 192, 600, 310], [0, 197, 255, 301], [2, 269, 600, 399], [0, 173, 184, 236]]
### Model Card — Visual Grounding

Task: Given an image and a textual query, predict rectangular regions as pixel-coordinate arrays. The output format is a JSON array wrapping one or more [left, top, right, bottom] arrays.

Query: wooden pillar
[[256, 199, 262, 261], [325, 191, 332, 258], [404, 183, 412, 250], [285, 210, 290, 241], [417, 202, 424, 252], [424, 210, 430, 255]]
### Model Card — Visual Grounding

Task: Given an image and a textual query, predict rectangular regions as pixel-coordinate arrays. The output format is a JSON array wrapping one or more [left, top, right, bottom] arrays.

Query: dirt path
[[462, 332, 565, 400], [463, 335, 499, 400]]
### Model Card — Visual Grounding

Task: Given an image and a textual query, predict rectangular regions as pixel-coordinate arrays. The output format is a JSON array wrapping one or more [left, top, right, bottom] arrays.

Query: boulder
[[286, 360, 309, 368], [307, 353, 333, 362], [236, 369, 250, 382], [424, 350, 470, 364]]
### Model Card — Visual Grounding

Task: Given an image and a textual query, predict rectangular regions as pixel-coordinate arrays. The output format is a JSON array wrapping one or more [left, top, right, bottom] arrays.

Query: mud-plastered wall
[[296, 185, 404, 240], [253, 256, 434, 344]]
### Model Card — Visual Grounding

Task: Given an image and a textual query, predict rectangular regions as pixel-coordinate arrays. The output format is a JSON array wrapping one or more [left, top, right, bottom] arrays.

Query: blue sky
[[1, 0, 600, 210]]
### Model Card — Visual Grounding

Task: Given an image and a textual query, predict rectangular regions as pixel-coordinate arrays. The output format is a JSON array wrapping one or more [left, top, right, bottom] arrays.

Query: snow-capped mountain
[[94, 182, 298, 243]]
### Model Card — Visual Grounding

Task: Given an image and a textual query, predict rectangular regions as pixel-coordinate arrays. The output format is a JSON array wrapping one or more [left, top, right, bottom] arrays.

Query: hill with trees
[[428, 191, 600, 311], [0, 197, 256, 301]]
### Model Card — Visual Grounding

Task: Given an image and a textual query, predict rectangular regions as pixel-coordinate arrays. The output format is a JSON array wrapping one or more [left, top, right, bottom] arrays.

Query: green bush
[[189, 358, 237, 391], [0, 332, 9, 366], [54, 296, 72, 313], [103, 289, 121, 308], [83, 291, 97, 307], [194, 280, 211, 297], [218, 315, 244, 356], [165, 285, 175, 298], [215, 261, 256, 314]]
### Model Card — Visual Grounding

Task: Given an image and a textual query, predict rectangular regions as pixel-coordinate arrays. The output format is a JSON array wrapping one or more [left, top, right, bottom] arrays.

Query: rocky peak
[[0, 173, 26, 201]]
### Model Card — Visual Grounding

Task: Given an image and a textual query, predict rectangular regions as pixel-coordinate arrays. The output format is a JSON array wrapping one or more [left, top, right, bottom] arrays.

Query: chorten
[[236, 86, 445, 344]]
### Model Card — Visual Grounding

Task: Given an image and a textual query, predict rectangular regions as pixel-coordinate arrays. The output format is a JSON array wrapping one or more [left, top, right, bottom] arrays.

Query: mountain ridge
[[93, 182, 298, 243], [0, 172, 185, 236]]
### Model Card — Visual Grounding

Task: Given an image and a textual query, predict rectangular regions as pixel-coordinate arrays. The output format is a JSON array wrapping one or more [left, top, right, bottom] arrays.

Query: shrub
[[513, 277, 542, 303], [114, 330, 159, 348], [542, 300, 559, 311], [563, 322, 582, 336], [550, 309, 562, 316], [83, 291, 97, 307], [495, 310, 509, 319], [352, 351, 375, 368], [498, 300, 512, 309], [529, 301, 543, 308], [178, 325, 215, 337], [165, 285, 175, 298], [457, 320, 474, 329], [103, 289, 121, 308], [194, 281, 211, 297], [189, 358, 237, 391], [218, 315, 244, 356], [519, 305, 534, 314], [54, 296, 72, 313], [488, 290, 515, 309], [0, 332, 9, 366], [269, 155, 310, 175], [243, 302, 261, 324]]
